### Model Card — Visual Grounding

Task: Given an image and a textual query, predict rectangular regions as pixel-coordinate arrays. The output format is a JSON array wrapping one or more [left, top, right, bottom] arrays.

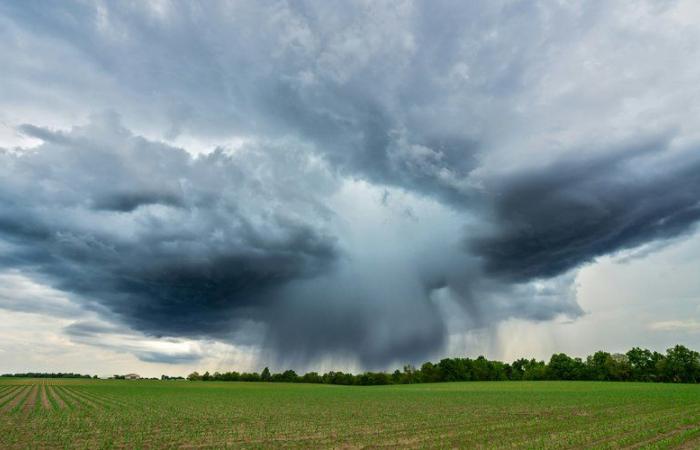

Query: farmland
[[1, 378, 699, 448]]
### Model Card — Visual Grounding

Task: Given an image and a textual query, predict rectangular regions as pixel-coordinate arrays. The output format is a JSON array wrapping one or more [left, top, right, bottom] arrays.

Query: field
[[1, 379, 699, 448]]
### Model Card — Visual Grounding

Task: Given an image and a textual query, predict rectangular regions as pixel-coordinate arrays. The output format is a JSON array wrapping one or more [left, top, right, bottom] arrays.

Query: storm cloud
[[1, 1, 700, 369], [0, 114, 339, 338], [473, 135, 700, 281], [0, 114, 582, 367]]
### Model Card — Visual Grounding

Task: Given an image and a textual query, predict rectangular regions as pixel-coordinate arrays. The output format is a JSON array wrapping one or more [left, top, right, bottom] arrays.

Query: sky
[[1, 1, 700, 378]]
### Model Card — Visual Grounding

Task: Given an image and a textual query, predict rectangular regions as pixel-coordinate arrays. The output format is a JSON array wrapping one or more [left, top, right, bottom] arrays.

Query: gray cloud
[[64, 320, 206, 364], [472, 135, 700, 281], [0, 270, 85, 318], [0, 114, 339, 339], [0, 114, 583, 368], [0, 1, 492, 206], [1, 1, 700, 368], [257, 239, 584, 368], [64, 321, 121, 338], [2, 1, 695, 208], [134, 352, 203, 365]]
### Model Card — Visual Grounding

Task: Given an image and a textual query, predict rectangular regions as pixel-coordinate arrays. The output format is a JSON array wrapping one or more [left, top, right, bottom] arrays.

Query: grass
[[1, 378, 699, 448]]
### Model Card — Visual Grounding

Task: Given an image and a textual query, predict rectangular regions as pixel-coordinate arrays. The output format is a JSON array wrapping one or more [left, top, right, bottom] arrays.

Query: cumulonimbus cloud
[[0, 114, 585, 368], [2, 0, 700, 368], [1, 114, 339, 338]]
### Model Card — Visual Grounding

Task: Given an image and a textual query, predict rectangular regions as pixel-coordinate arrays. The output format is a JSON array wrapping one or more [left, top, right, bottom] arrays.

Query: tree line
[[1, 372, 95, 378], [187, 345, 700, 385]]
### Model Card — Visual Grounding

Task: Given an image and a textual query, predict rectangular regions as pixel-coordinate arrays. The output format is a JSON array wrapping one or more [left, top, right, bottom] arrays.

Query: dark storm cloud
[[473, 135, 700, 281], [2, 1, 700, 368], [0, 1, 685, 209], [262, 272, 450, 368], [259, 246, 584, 369], [0, 114, 339, 338], [91, 191, 184, 212], [0, 0, 496, 207]]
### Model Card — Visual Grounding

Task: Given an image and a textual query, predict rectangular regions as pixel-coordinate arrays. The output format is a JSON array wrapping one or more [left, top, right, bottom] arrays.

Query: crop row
[[2, 380, 700, 448], [0, 382, 121, 414]]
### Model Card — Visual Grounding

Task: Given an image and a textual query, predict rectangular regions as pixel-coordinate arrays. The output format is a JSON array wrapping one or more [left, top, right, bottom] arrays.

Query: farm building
[[124, 373, 141, 380]]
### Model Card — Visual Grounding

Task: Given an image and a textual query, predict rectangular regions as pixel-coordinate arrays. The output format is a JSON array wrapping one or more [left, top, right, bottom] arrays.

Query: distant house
[[124, 373, 141, 380]]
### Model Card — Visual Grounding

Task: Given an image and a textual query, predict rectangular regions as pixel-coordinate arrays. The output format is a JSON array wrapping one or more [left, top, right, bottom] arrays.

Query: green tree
[[609, 354, 631, 381], [273, 370, 298, 382], [402, 365, 420, 384], [547, 353, 581, 380], [626, 347, 658, 381], [523, 359, 548, 380], [472, 356, 491, 381], [301, 372, 322, 383], [661, 345, 700, 383], [261, 367, 271, 381], [511, 359, 527, 380], [587, 351, 612, 380], [420, 362, 441, 383], [187, 371, 201, 381], [586, 351, 630, 381]]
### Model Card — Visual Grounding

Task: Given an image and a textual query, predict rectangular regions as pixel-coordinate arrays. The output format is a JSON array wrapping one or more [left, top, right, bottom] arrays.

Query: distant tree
[[322, 371, 354, 385], [584, 351, 630, 381], [587, 351, 611, 380], [180, 344, 700, 386], [626, 348, 659, 381], [609, 354, 632, 381], [420, 362, 441, 383], [271, 370, 298, 383], [437, 358, 471, 382], [433, 358, 462, 381], [187, 371, 202, 381], [660, 345, 700, 383], [511, 359, 527, 380], [548, 353, 586, 380], [281, 370, 298, 382], [472, 356, 493, 381], [161, 375, 185, 380], [490, 361, 510, 381], [300, 372, 322, 383], [240, 372, 261, 382], [401, 365, 420, 384], [219, 371, 240, 381], [522, 359, 548, 380], [2, 373, 93, 379]]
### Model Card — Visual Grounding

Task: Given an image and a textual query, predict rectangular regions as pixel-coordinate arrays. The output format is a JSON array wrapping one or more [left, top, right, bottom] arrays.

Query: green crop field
[[1, 378, 699, 449]]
